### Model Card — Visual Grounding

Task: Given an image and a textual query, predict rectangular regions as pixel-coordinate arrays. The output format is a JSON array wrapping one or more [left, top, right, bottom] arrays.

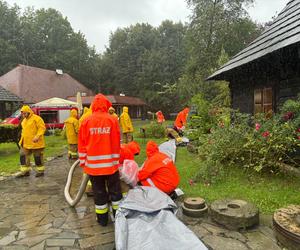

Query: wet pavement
[[0, 155, 283, 249]]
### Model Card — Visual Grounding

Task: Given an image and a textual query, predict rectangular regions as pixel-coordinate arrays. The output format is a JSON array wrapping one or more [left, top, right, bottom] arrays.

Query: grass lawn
[[176, 150, 300, 214], [132, 120, 300, 214], [133, 136, 300, 214], [0, 134, 67, 174], [1, 119, 299, 214]]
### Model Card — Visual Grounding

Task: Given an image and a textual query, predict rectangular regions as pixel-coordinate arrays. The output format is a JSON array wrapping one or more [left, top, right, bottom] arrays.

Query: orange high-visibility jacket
[[138, 141, 180, 194], [119, 141, 140, 164], [174, 108, 189, 129], [156, 111, 165, 123], [78, 94, 121, 176]]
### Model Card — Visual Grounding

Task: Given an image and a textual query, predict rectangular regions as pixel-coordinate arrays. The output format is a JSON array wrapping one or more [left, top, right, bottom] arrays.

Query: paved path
[[0, 155, 283, 249]]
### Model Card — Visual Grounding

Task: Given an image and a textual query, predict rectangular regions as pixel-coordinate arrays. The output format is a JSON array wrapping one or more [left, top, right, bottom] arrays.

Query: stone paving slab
[[0, 155, 284, 249]]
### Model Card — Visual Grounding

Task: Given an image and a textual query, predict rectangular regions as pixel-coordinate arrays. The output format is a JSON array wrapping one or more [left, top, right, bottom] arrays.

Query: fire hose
[[64, 159, 89, 207], [64, 139, 181, 207]]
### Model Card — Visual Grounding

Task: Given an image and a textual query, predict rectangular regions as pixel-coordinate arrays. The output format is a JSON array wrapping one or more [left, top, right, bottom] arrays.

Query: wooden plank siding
[[207, 0, 300, 114]]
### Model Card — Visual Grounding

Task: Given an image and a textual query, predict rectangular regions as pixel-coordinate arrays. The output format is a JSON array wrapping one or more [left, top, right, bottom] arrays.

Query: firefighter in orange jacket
[[119, 141, 140, 194], [119, 141, 140, 164], [156, 110, 165, 124], [78, 94, 122, 226], [174, 107, 190, 133], [138, 140, 180, 194]]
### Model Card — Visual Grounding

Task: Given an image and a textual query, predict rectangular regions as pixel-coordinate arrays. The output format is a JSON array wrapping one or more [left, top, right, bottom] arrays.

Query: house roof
[[208, 0, 300, 80], [0, 64, 93, 103], [67, 95, 147, 106], [106, 95, 147, 105], [0, 85, 22, 102]]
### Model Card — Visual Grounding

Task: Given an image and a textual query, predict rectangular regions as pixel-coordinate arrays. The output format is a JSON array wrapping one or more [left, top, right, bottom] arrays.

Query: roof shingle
[[0, 85, 22, 102], [208, 0, 300, 80], [0, 64, 93, 103]]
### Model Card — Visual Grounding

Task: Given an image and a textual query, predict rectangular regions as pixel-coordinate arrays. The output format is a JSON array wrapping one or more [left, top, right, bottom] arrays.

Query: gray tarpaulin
[[115, 186, 208, 250], [159, 139, 176, 162]]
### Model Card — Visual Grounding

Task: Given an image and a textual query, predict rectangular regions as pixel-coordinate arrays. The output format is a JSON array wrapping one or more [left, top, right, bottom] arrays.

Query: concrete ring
[[184, 197, 206, 210], [210, 199, 259, 229], [182, 203, 208, 218]]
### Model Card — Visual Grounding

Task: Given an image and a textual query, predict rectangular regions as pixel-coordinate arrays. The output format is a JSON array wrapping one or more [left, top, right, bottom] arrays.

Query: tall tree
[[185, 0, 257, 77], [181, 0, 261, 106], [101, 21, 188, 113], [0, 1, 21, 74]]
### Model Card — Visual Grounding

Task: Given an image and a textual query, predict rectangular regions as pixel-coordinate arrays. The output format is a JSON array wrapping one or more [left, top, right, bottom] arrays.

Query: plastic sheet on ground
[[115, 186, 208, 250]]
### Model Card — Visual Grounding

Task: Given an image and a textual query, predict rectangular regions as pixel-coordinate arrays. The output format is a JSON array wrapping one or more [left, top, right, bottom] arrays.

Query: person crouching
[[138, 140, 180, 194]]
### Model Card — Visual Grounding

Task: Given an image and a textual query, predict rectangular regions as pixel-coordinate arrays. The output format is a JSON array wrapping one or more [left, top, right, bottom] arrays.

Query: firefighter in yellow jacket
[[119, 106, 133, 143], [79, 106, 94, 195], [17, 105, 46, 177], [64, 109, 79, 159], [79, 107, 92, 127]]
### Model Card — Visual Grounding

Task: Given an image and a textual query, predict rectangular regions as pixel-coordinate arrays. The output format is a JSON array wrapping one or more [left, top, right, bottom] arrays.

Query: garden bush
[[191, 97, 300, 183], [136, 122, 166, 138], [0, 124, 20, 144]]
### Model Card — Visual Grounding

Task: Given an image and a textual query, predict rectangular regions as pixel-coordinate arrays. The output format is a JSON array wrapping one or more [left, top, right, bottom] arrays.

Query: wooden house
[[0, 86, 22, 120], [208, 0, 300, 114], [0, 64, 93, 104], [67, 94, 147, 119]]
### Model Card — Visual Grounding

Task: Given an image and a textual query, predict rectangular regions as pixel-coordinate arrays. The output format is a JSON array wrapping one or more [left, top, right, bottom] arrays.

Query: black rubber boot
[[35, 172, 44, 177], [113, 209, 117, 218], [97, 213, 108, 227]]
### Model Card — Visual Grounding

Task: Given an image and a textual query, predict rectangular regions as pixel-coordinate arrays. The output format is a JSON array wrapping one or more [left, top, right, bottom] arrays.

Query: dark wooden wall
[[228, 44, 300, 114]]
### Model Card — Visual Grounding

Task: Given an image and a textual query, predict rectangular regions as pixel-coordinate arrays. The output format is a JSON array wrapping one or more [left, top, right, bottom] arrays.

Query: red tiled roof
[[0, 64, 94, 103], [67, 95, 147, 106]]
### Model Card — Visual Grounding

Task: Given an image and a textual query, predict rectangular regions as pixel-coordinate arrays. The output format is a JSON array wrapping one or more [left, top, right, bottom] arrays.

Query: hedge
[[0, 125, 20, 144]]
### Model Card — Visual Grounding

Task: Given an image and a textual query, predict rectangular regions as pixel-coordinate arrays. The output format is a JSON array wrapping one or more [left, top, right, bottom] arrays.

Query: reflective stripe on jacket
[[78, 94, 121, 176], [138, 141, 180, 194]]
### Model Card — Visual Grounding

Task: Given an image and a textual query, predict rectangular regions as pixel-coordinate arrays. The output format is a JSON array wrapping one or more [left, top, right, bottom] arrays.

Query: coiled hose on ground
[[64, 159, 89, 207]]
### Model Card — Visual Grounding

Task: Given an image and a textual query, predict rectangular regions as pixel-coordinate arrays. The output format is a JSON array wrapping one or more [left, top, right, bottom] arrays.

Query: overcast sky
[[5, 0, 288, 53]]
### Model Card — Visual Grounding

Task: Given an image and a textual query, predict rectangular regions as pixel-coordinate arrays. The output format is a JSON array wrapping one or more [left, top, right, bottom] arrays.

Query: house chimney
[[56, 69, 63, 75]]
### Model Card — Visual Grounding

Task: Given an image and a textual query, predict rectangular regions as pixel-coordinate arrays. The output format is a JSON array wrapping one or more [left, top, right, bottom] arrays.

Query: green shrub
[[136, 122, 166, 138], [54, 129, 62, 136], [0, 124, 20, 144], [193, 99, 300, 183]]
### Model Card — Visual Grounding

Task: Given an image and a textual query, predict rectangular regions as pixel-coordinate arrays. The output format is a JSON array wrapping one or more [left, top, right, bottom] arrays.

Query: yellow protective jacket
[[120, 106, 133, 133], [64, 109, 79, 144], [79, 107, 92, 128], [108, 106, 118, 119], [19, 105, 46, 149]]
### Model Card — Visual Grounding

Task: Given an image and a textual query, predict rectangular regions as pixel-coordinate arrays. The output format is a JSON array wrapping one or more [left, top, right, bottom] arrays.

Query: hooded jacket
[[19, 105, 46, 149], [138, 141, 180, 194], [79, 106, 92, 128], [119, 141, 141, 164], [64, 109, 79, 144], [119, 106, 133, 133], [156, 111, 165, 123], [78, 94, 121, 176], [174, 108, 190, 129], [108, 106, 118, 119]]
